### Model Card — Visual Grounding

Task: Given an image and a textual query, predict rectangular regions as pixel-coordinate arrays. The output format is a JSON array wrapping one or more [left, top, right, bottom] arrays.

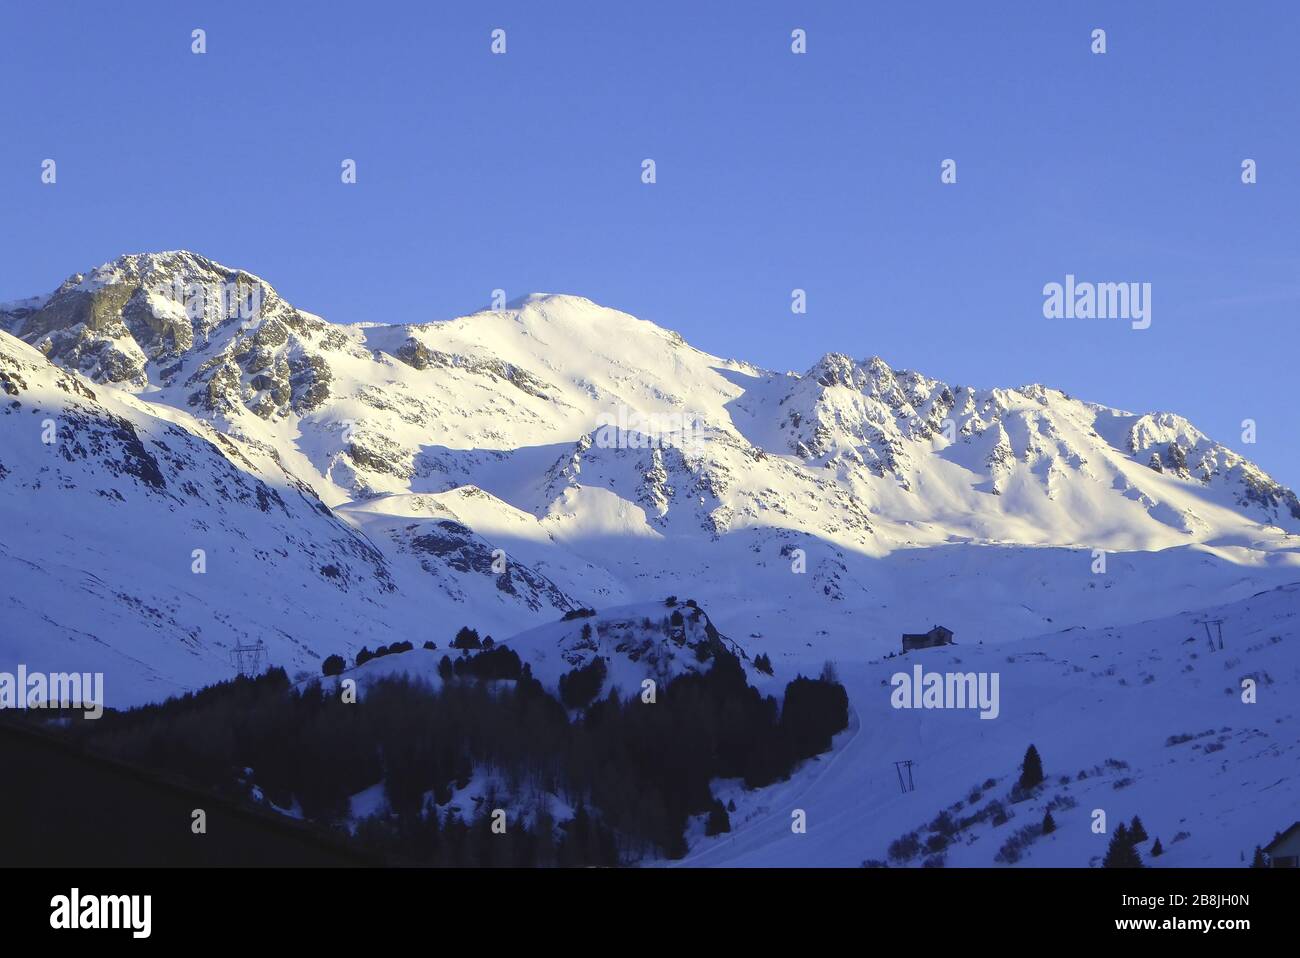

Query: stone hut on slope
[[901, 625, 954, 653]]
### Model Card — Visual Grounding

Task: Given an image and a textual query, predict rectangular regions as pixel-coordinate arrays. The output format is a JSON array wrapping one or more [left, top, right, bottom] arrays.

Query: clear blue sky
[[3, 1, 1298, 486]]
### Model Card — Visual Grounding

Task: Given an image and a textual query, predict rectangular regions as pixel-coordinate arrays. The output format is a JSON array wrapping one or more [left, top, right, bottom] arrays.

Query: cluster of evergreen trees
[[439, 646, 523, 682], [328, 640, 435, 675], [1103, 816, 1154, 867], [782, 671, 850, 755], [558, 657, 607, 709], [572, 652, 848, 855], [452, 626, 485, 650], [322, 626, 499, 678], [353, 642, 413, 665], [58, 641, 849, 865], [352, 801, 618, 867]]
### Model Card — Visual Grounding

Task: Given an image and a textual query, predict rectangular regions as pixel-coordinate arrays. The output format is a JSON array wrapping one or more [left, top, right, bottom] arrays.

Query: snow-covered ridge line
[[3, 250, 1299, 713]]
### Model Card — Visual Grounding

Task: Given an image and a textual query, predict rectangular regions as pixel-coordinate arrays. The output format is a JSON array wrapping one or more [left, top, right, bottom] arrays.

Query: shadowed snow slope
[[678, 582, 1300, 867]]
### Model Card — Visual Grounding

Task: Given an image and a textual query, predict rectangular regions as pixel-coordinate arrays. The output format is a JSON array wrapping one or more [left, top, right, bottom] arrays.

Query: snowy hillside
[[678, 582, 1300, 867], [0, 326, 578, 704], [315, 599, 759, 707], [2, 252, 1297, 866]]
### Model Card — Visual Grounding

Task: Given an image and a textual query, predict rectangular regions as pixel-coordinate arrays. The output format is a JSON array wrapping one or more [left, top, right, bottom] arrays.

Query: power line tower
[[1195, 618, 1225, 652], [231, 639, 267, 677], [894, 760, 916, 794]]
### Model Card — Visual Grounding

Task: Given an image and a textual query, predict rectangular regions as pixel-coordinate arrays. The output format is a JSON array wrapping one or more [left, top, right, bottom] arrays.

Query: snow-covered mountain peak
[[494, 291, 692, 348], [503, 291, 597, 310], [5, 251, 1298, 562], [0, 249, 308, 399], [69, 250, 269, 293]]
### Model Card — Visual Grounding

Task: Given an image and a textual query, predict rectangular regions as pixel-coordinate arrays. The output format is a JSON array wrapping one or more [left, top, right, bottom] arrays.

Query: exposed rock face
[[395, 336, 555, 399], [0, 252, 352, 421], [405, 518, 575, 612], [2, 252, 259, 388]]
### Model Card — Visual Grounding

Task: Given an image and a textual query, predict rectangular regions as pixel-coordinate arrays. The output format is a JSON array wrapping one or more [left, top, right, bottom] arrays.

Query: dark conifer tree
[[1103, 823, 1143, 868], [1018, 744, 1044, 790], [452, 626, 481, 650], [705, 798, 731, 836]]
